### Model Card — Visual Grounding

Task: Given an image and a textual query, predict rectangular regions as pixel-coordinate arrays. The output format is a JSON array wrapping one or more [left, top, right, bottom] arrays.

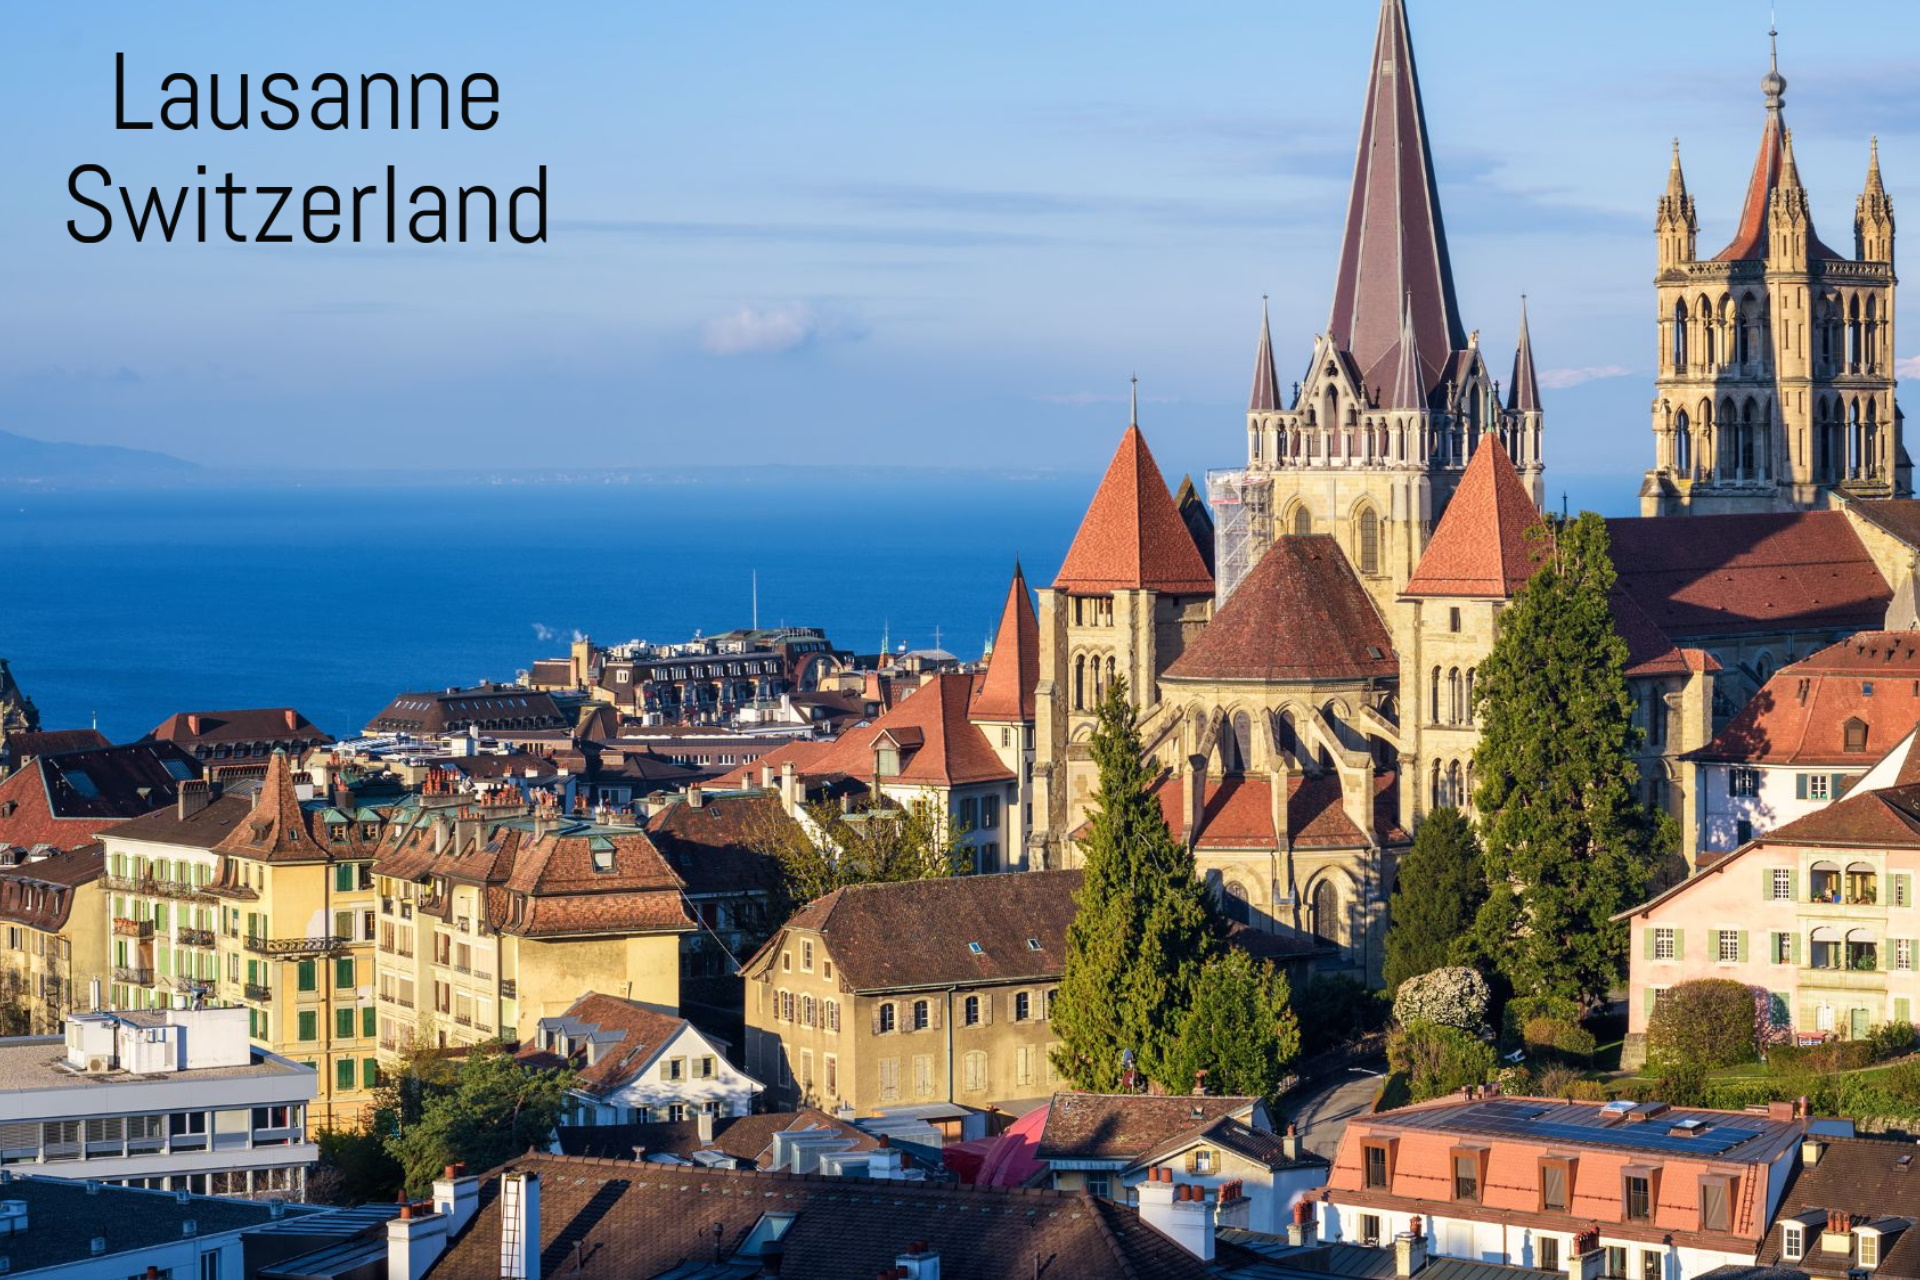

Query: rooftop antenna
[[1129, 374, 1139, 427], [751, 570, 758, 631]]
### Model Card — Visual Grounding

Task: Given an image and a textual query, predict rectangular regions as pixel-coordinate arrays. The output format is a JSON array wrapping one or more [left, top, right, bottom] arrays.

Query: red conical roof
[[1713, 59, 1839, 262], [215, 749, 318, 861], [1403, 436, 1546, 598], [972, 562, 1040, 722], [1328, 0, 1467, 401], [1054, 426, 1214, 595]]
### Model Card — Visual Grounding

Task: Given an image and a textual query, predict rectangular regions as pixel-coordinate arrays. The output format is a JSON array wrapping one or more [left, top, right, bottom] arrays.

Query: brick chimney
[[1281, 1124, 1302, 1162], [432, 1163, 481, 1236], [186, 714, 202, 736], [688, 784, 704, 810], [177, 779, 212, 821], [283, 709, 299, 732], [896, 1242, 939, 1279], [696, 1110, 715, 1145], [1135, 1167, 1216, 1262], [1286, 1195, 1317, 1248], [1395, 1222, 1429, 1277], [1567, 1227, 1605, 1280]]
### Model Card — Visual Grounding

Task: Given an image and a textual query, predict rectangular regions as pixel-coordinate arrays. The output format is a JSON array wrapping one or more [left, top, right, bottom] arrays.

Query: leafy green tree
[[1052, 678, 1221, 1090], [308, 1127, 404, 1205], [1645, 978, 1760, 1069], [1387, 1021, 1497, 1103], [1164, 949, 1302, 1099], [1382, 808, 1486, 991], [749, 795, 972, 909], [1470, 514, 1675, 1006], [385, 1042, 576, 1194]]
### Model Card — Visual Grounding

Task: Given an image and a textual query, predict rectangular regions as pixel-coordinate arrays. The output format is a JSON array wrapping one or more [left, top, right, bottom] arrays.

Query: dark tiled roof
[[1403, 438, 1546, 598], [1137, 1114, 1326, 1174], [102, 790, 256, 850], [1053, 426, 1214, 595], [727, 675, 1011, 790], [0, 741, 200, 852], [750, 871, 1081, 993], [422, 1153, 1210, 1280], [1605, 512, 1889, 641], [0, 845, 103, 931], [365, 686, 568, 736], [7, 729, 110, 761], [515, 993, 693, 1098], [148, 707, 332, 747], [1166, 537, 1395, 683], [1851, 499, 1920, 548], [1037, 1092, 1257, 1162], [644, 792, 788, 898], [1759, 1136, 1920, 1277]]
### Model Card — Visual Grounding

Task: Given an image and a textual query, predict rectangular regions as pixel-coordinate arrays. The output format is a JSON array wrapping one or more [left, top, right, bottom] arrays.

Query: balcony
[[178, 928, 216, 948], [243, 982, 273, 1002], [453, 1014, 473, 1028], [453, 963, 471, 976], [112, 918, 154, 939], [111, 965, 153, 985], [243, 934, 348, 957]]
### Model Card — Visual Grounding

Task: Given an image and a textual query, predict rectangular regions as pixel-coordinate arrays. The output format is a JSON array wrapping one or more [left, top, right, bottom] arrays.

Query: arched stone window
[[1231, 711, 1253, 774], [1358, 507, 1380, 575], [1073, 655, 1085, 711], [1311, 879, 1339, 944], [1224, 880, 1251, 925], [1672, 299, 1689, 368], [1293, 505, 1312, 537], [1446, 759, 1463, 807], [1447, 668, 1463, 725], [1430, 667, 1442, 724], [1674, 409, 1692, 473], [1430, 758, 1443, 811]]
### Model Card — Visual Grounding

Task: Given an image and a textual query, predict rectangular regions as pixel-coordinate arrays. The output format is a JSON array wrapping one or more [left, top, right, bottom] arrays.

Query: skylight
[[967, 942, 984, 955]]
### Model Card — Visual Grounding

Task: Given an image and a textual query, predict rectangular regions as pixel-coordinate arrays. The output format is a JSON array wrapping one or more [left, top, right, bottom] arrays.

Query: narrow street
[[1282, 1057, 1387, 1161]]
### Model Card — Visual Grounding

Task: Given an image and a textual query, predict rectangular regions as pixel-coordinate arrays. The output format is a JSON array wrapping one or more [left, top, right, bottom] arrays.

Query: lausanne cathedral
[[988, 0, 1920, 984]]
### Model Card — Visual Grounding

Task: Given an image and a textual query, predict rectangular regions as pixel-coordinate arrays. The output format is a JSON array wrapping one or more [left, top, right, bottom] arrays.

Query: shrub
[[1503, 994, 1582, 1045], [1388, 1020, 1497, 1102], [1294, 974, 1387, 1054], [1646, 979, 1759, 1069], [1768, 1039, 1876, 1074], [1868, 1021, 1917, 1062], [1392, 966, 1491, 1037], [1534, 1064, 1583, 1098], [1885, 1060, 1920, 1109], [1524, 1017, 1597, 1063], [1655, 1061, 1709, 1107], [1562, 1078, 1613, 1102]]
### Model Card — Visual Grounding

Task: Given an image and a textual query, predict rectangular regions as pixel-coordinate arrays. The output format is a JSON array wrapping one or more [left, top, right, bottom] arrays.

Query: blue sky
[[3, 1, 1917, 496]]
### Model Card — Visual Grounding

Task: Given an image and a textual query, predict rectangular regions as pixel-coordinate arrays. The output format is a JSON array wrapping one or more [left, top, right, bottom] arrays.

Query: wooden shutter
[[1675, 929, 1685, 961], [1736, 931, 1748, 964], [1797, 774, 1808, 800], [1791, 932, 1802, 966], [871, 1003, 884, 1036], [929, 998, 942, 1030], [1790, 869, 1800, 902], [1762, 867, 1773, 899]]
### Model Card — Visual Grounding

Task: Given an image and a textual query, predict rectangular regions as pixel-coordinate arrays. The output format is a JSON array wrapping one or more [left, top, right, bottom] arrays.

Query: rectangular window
[[1364, 1144, 1389, 1190], [297, 1011, 317, 1042], [1453, 1152, 1479, 1202], [981, 796, 1000, 829], [1700, 1178, 1731, 1232], [1540, 1238, 1560, 1273], [1773, 932, 1793, 964], [1771, 868, 1792, 900], [1717, 929, 1740, 963], [1606, 1248, 1628, 1280], [824, 1055, 838, 1097], [1654, 927, 1676, 961], [1898, 939, 1915, 971], [363, 1058, 379, 1088], [201, 1251, 221, 1280], [1541, 1161, 1569, 1212], [1015, 991, 1031, 1021], [1807, 774, 1832, 801], [1641, 1251, 1663, 1280], [335, 957, 355, 989], [335, 1008, 354, 1040], [1783, 1225, 1804, 1262], [297, 960, 316, 992], [1898, 874, 1913, 908], [1625, 1174, 1652, 1222], [801, 940, 813, 971], [1360, 1214, 1382, 1247], [1733, 768, 1761, 798], [335, 1058, 354, 1091], [1861, 1233, 1880, 1268]]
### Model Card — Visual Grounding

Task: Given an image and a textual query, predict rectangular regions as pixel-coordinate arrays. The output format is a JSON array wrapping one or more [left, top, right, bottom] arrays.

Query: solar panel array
[[1457, 1106, 1763, 1157]]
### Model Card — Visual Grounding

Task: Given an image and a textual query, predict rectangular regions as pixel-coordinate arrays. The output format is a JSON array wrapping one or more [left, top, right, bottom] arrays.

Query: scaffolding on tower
[[1208, 469, 1272, 608]]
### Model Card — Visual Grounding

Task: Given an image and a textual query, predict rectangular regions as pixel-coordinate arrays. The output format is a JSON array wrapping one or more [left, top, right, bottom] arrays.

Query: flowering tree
[[1391, 966, 1491, 1037]]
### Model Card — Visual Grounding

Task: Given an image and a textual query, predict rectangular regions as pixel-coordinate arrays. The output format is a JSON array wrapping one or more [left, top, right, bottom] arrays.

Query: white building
[[0, 1007, 316, 1199], [521, 993, 760, 1125]]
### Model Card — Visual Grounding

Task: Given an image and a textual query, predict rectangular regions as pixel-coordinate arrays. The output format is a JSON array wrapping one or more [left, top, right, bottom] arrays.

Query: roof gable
[[1403, 436, 1546, 598], [1053, 426, 1213, 596]]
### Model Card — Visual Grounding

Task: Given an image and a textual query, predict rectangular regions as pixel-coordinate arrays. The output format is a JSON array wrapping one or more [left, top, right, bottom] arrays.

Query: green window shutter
[[1762, 867, 1772, 899], [1899, 998, 1912, 1023], [335, 1008, 354, 1040], [335, 957, 355, 989], [1790, 869, 1800, 902], [336, 1058, 354, 1090], [297, 960, 316, 992], [1737, 931, 1749, 964], [297, 1011, 316, 1042], [363, 1058, 380, 1089], [1791, 933, 1802, 966], [1645, 928, 1656, 961], [363, 1006, 377, 1037], [1797, 774, 1809, 800], [1900, 875, 1913, 908], [335, 865, 351, 892], [1675, 929, 1686, 962]]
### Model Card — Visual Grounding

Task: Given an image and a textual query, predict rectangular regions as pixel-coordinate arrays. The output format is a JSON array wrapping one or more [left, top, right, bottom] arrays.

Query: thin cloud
[[560, 218, 1049, 249], [702, 303, 864, 356], [1541, 365, 1633, 390], [1897, 355, 1920, 379]]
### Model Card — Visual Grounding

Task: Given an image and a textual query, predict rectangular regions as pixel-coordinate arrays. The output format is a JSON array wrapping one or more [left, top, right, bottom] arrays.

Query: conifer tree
[[1051, 678, 1220, 1090], [1164, 949, 1301, 1099], [1382, 807, 1486, 992], [1469, 514, 1673, 1006]]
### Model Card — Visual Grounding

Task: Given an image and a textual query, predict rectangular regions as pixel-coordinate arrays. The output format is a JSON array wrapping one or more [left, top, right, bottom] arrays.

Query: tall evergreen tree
[[1164, 949, 1302, 1099], [1051, 678, 1220, 1090], [1382, 807, 1486, 991], [1469, 514, 1673, 1006]]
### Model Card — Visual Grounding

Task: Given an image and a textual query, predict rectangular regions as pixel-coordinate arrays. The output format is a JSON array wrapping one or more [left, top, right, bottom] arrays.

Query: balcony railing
[[178, 928, 216, 948], [243, 982, 273, 1002], [501, 979, 517, 999], [111, 919, 154, 939], [103, 874, 212, 902], [244, 934, 348, 957], [453, 1014, 472, 1027], [111, 965, 153, 985]]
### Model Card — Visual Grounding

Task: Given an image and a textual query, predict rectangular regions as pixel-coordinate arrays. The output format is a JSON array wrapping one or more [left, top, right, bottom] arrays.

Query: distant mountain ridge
[[0, 429, 196, 485]]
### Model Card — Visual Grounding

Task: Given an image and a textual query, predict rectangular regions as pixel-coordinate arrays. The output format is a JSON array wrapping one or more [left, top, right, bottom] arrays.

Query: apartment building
[[0, 847, 105, 1034], [740, 872, 1079, 1114]]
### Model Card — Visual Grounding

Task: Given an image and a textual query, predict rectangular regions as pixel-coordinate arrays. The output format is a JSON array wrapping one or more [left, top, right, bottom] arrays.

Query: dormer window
[[876, 746, 900, 778], [1783, 1223, 1805, 1262], [1859, 1229, 1881, 1269], [1845, 718, 1870, 754]]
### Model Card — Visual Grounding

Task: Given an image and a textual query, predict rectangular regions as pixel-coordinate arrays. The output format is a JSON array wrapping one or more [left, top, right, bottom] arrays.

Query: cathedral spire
[[1327, 0, 1466, 401], [1388, 293, 1425, 410], [1507, 297, 1541, 415], [1666, 138, 1688, 201], [1857, 136, 1895, 263], [1714, 28, 1838, 261], [1248, 296, 1280, 413]]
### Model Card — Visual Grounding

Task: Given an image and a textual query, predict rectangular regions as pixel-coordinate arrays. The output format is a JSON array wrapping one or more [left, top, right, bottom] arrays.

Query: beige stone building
[[1643, 38, 1904, 515], [370, 792, 690, 1054], [0, 847, 105, 1033], [740, 872, 1078, 1115]]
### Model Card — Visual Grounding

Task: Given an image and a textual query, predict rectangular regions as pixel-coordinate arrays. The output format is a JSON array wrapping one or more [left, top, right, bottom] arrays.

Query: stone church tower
[[1642, 37, 1906, 515], [1215, 0, 1545, 617]]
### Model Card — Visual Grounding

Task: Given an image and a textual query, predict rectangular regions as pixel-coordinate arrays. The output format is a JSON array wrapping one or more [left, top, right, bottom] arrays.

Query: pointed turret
[[971, 562, 1040, 723], [215, 749, 315, 859], [1715, 34, 1839, 262], [1388, 293, 1426, 411], [1053, 424, 1214, 596], [1248, 299, 1281, 413], [1402, 436, 1546, 598], [1327, 0, 1467, 399], [1858, 136, 1896, 264], [1507, 299, 1541, 415], [1657, 139, 1698, 267]]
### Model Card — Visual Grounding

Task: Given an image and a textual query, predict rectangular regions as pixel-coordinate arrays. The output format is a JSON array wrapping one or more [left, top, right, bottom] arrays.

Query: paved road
[[1282, 1057, 1387, 1161]]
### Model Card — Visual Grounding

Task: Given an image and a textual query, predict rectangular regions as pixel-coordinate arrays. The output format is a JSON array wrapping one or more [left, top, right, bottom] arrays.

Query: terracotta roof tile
[[1403, 437, 1546, 598], [1165, 536, 1395, 682], [735, 675, 1012, 791], [1694, 632, 1920, 765], [1037, 1092, 1256, 1162], [970, 563, 1041, 722], [1713, 106, 1841, 263], [514, 993, 692, 1098], [0, 742, 200, 853], [1140, 771, 1405, 850], [1053, 426, 1214, 595]]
